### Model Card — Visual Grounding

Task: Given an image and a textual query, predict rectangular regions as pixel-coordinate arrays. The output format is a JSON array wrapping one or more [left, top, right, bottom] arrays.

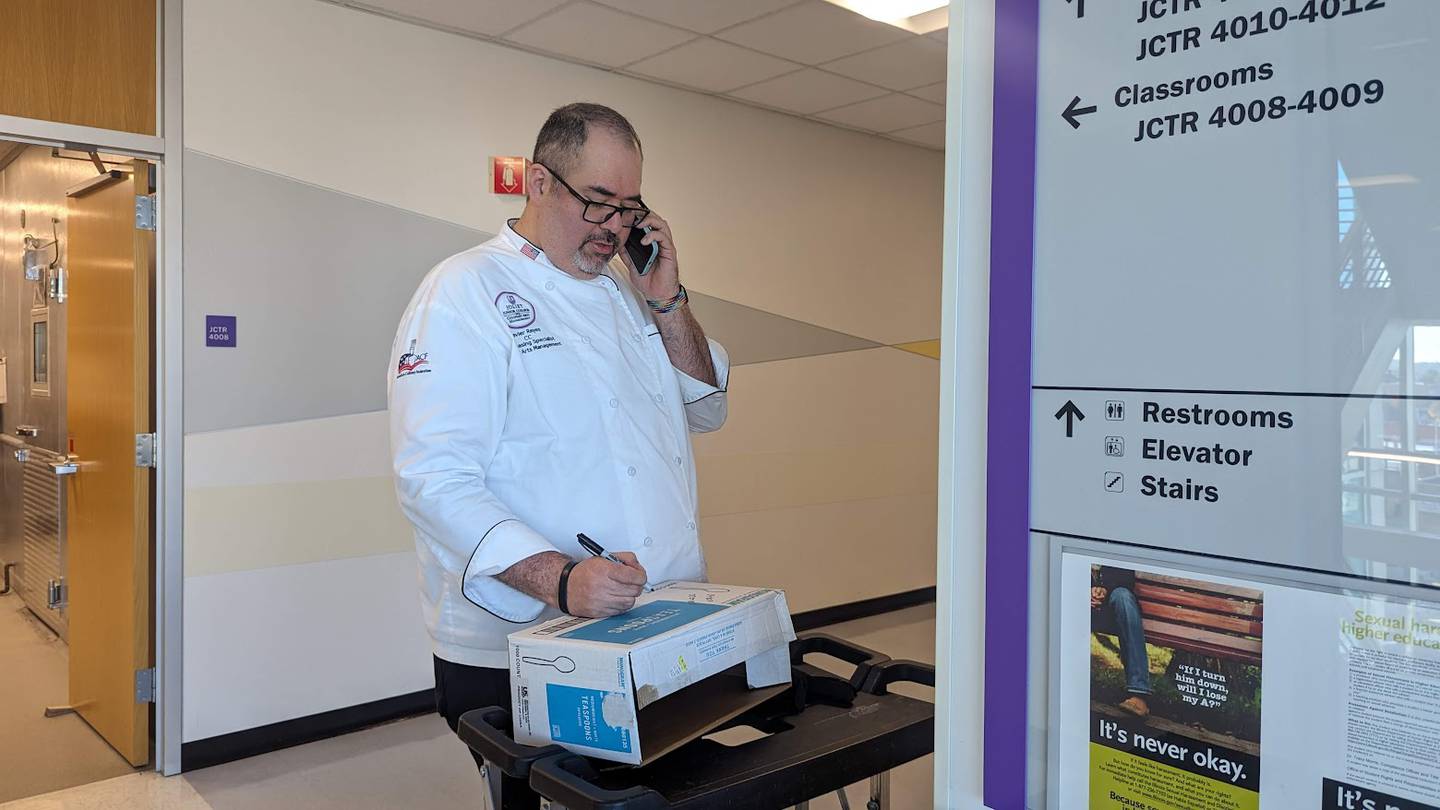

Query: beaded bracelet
[[646, 284, 688, 315]]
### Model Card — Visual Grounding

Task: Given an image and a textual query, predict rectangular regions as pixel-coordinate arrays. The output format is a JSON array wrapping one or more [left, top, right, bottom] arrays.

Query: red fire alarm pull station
[[491, 157, 527, 195]]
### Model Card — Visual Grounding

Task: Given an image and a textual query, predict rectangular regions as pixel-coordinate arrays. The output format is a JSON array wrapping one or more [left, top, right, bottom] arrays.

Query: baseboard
[[179, 588, 935, 772], [791, 586, 937, 632], [181, 688, 434, 772]]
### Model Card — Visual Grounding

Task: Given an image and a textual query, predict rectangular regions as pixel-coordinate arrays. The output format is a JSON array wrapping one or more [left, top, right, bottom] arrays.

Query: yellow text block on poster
[[1090, 743, 1258, 810]]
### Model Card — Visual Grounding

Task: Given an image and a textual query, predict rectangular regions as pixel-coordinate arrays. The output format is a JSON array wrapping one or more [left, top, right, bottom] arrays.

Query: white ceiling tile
[[715, 0, 909, 65], [727, 68, 887, 115], [890, 121, 946, 150], [816, 93, 944, 132], [907, 81, 947, 103], [626, 38, 800, 93], [590, 0, 802, 34], [504, 3, 696, 68], [348, 0, 568, 37], [821, 36, 947, 91]]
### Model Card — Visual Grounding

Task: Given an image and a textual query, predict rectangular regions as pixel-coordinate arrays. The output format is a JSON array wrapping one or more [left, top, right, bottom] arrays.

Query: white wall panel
[[186, 411, 391, 490], [182, 552, 431, 742]]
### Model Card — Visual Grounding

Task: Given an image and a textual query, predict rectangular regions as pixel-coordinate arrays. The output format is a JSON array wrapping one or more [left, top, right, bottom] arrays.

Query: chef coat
[[387, 223, 729, 667]]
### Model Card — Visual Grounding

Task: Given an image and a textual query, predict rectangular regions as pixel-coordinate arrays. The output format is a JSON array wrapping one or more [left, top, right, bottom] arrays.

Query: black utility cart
[[458, 632, 935, 810]]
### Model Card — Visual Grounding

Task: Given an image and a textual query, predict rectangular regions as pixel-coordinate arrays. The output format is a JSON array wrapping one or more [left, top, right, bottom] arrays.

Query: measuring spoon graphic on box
[[522, 655, 577, 674]]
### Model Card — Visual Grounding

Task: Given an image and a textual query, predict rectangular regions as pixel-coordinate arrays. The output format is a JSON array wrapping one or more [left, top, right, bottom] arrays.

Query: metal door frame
[[0, 0, 184, 774]]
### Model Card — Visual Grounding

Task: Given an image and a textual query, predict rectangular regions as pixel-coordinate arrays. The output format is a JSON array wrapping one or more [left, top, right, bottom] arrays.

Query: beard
[[573, 233, 617, 276]]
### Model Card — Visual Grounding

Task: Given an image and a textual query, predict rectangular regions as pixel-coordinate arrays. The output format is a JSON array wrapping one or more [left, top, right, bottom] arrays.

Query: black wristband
[[558, 560, 580, 615]]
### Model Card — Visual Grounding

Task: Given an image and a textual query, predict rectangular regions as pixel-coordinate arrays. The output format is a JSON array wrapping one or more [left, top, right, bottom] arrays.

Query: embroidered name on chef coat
[[496, 291, 562, 355]]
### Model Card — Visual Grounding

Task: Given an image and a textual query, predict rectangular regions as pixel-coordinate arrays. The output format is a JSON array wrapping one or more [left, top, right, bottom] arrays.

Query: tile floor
[[0, 593, 137, 804], [0, 605, 936, 810]]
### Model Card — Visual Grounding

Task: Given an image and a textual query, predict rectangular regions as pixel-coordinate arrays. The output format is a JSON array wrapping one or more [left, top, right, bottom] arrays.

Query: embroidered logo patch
[[496, 291, 537, 329], [396, 339, 431, 378]]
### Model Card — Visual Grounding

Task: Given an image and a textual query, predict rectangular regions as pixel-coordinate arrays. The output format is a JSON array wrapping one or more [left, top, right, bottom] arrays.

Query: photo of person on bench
[[1088, 563, 1262, 752], [1091, 565, 1153, 718]]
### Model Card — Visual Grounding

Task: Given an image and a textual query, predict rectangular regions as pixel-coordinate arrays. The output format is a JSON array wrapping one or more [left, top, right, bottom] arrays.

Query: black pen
[[577, 533, 653, 592]]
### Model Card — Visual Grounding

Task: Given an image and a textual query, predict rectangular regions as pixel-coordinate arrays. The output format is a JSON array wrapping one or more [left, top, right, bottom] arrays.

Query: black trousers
[[434, 655, 511, 733], [436, 657, 537, 808]]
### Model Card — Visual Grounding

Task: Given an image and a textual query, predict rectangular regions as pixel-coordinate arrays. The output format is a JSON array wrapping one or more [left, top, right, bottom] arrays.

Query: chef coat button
[[632, 334, 641, 342], [546, 281, 556, 291], [686, 521, 696, 531], [674, 456, 682, 466], [582, 336, 591, 344], [627, 466, 637, 477], [609, 398, 618, 408], [644, 536, 654, 547], [654, 394, 664, 403]]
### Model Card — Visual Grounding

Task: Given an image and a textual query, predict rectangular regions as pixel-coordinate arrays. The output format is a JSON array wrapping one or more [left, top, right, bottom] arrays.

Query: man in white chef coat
[[388, 102, 729, 739]]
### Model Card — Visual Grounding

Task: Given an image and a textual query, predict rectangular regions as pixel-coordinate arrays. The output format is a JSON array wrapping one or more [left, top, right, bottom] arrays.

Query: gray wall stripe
[[184, 152, 887, 433], [183, 151, 490, 433]]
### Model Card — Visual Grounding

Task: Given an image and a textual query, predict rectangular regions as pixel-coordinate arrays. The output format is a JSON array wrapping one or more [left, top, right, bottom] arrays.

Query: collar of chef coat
[[500, 220, 627, 291]]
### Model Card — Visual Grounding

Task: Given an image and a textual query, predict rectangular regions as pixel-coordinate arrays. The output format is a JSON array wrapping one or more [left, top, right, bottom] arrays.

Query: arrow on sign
[[1062, 96, 1098, 129], [1066, 0, 1086, 18], [1055, 400, 1085, 438]]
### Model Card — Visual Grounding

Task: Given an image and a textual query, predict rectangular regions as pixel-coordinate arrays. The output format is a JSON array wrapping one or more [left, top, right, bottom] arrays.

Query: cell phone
[[625, 225, 659, 276]]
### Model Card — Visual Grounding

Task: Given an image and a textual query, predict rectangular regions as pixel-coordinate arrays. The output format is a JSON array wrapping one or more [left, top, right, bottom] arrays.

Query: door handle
[[51, 458, 79, 476], [15, 425, 39, 438]]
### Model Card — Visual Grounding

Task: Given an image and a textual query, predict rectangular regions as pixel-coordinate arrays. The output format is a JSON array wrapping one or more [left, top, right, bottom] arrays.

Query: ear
[[526, 161, 547, 195]]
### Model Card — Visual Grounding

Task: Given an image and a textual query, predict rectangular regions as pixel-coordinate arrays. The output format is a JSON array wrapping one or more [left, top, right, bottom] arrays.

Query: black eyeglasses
[[539, 163, 649, 228]]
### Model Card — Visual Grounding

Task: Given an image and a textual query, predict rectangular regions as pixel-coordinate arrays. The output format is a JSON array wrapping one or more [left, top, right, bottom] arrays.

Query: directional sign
[[981, 2, 1440, 809], [1029, 0, 1423, 577], [1062, 96, 1097, 129], [1054, 400, 1085, 437]]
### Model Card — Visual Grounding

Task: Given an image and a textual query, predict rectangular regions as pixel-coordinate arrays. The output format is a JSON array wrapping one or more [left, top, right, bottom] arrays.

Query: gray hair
[[532, 103, 642, 177]]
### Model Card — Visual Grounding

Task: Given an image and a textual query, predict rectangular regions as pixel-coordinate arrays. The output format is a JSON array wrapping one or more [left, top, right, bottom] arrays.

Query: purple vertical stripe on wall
[[984, 0, 1040, 807]]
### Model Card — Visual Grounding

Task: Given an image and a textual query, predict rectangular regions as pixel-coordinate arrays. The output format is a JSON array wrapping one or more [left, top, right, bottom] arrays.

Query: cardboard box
[[508, 581, 796, 765]]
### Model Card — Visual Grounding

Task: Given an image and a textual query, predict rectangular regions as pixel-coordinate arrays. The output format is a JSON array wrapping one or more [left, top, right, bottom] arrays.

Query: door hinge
[[134, 193, 157, 231], [135, 433, 158, 468], [135, 668, 155, 704], [46, 577, 66, 610]]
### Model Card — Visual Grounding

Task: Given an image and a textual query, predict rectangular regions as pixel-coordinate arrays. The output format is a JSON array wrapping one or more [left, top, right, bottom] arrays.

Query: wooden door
[[0, 0, 157, 134], [64, 161, 154, 766]]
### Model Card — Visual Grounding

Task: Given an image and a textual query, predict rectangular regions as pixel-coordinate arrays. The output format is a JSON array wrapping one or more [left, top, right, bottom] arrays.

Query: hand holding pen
[[578, 533, 653, 593]]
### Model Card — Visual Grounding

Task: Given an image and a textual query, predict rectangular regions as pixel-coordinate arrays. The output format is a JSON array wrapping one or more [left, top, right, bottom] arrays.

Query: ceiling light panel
[[820, 0, 949, 33]]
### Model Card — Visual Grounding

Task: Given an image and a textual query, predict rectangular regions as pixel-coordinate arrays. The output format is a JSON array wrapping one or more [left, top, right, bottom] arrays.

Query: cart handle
[[457, 706, 565, 778], [861, 659, 935, 695], [790, 632, 891, 690], [530, 754, 672, 810]]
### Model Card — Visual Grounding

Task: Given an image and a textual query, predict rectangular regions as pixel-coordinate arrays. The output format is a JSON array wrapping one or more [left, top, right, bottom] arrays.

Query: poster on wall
[[1057, 551, 1440, 810], [1088, 564, 1262, 809]]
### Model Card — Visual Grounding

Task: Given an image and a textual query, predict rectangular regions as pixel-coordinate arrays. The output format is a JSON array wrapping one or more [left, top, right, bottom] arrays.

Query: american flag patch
[[520, 243, 540, 260]]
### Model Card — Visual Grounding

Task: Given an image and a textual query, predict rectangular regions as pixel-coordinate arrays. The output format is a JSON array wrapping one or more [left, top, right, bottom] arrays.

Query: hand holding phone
[[625, 225, 659, 276]]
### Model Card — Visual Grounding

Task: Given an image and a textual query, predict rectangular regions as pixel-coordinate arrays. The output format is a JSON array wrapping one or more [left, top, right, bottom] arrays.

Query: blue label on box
[[559, 600, 728, 645], [546, 684, 633, 753], [206, 315, 237, 348]]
